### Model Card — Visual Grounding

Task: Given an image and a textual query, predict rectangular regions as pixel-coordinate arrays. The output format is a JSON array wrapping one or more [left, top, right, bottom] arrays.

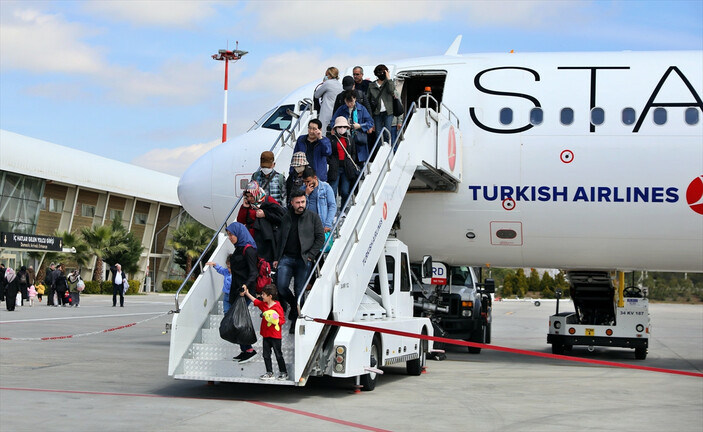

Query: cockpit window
[[261, 104, 294, 131], [250, 107, 276, 131]]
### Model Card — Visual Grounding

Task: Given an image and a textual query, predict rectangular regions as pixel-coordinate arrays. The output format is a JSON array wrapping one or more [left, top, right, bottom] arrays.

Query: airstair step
[[199, 324, 296, 347], [177, 358, 295, 385], [190, 340, 295, 360], [174, 372, 296, 385]]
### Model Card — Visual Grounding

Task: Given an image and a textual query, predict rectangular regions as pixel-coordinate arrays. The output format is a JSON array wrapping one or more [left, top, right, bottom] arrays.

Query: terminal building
[[0, 129, 186, 291]]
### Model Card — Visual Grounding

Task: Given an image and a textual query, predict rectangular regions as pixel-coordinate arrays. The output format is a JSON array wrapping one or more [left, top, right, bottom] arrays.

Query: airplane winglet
[[444, 35, 462, 56]]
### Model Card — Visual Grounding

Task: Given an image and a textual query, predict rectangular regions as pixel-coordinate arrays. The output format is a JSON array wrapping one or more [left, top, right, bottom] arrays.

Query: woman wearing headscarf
[[236, 181, 285, 263], [4, 267, 19, 311], [225, 221, 259, 364], [237, 181, 282, 238]]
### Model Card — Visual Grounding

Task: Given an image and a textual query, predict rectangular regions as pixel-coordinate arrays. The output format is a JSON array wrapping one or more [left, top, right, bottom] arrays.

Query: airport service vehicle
[[412, 261, 494, 354], [548, 271, 650, 359], [171, 38, 701, 387]]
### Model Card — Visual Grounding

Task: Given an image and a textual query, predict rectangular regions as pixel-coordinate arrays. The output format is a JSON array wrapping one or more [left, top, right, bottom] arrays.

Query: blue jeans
[[276, 255, 313, 320], [337, 168, 353, 210], [223, 292, 230, 315], [374, 113, 393, 141], [328, 174, 339, 198]]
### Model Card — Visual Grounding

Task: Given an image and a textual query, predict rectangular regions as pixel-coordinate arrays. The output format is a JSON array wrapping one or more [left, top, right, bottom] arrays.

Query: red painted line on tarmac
[[312, 317, 703, 379], [0, 387, 391, 432], [248, 400, 391, 432]]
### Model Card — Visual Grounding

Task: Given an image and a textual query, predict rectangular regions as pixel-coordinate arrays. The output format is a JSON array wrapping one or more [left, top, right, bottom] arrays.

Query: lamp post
[[212, 42, 248, 143]]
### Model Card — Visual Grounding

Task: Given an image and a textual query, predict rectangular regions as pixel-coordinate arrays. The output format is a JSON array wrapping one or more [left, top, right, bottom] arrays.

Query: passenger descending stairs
[[168, 101, 462, 386]]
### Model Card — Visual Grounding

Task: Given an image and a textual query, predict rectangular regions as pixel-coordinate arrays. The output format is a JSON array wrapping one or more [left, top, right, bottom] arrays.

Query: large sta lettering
[[632, 66, 703, 132], [469, 64, 703, 134], [469, 67, 541, 134]]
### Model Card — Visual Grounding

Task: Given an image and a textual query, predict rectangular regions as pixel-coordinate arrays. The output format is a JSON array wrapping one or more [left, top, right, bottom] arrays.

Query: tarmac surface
[[1, 294, 701, 432]]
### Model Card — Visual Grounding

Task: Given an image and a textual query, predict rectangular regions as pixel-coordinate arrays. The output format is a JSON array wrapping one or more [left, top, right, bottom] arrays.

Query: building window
[[134, 212, 148, 225], [653, 107, 667, 125], [49, 198, 64, 213], [81, 204, 96, 217], [499, 108, 513, 125], [0, 172, 45, 234], [590, 107, 605, 126], [685, 107, 700, 125], [109, 209, 123, 222], [622, 108, 636, 125], [560, 108, 574, 125], [529, 108, 543, 126]]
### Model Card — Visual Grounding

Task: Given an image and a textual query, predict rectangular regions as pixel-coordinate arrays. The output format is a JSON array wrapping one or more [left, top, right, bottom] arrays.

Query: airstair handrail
[[440, 102, 460, 129], [418, 94, 459, 129], [173, 103, 311, 312], [297, 102, 420, 310]]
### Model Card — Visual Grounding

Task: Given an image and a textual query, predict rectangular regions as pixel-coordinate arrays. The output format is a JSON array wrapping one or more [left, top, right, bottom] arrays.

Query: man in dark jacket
[[110, 263, 126, 307], [44, 262, 56, 306], [274, 189, 325, 332], [333, 75, 373, 118], [53, 263, 69, 307]]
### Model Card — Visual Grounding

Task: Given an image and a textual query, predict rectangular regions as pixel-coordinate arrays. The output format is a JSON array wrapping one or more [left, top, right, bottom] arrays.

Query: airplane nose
[[177, 150, 215, 227]]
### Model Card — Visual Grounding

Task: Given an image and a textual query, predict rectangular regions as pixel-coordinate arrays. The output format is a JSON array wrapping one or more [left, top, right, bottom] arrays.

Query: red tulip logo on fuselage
[[448, 126, 456, 171], [687, 176, 703, 215]]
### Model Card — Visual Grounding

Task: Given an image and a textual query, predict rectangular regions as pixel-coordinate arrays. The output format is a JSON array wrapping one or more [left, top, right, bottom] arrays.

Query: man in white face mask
[[251, 151, 287, 208]]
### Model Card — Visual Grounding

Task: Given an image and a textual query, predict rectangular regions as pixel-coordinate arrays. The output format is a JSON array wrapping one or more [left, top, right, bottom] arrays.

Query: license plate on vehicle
[[585, 328, 594, 336]]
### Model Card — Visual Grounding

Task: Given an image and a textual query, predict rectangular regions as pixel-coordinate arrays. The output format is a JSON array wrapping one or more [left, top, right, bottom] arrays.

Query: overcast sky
[[1, 0, 701, 177]]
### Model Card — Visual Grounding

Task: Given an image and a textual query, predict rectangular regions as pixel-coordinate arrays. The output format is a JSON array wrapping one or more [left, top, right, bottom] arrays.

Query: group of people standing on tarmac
[[214, 64, 403, 380], [0, 261, 128, 311], [0, 263, 36, 310], [0, 262, 80, 310]]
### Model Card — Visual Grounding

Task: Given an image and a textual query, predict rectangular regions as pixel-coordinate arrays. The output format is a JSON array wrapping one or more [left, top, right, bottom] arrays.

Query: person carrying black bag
[[223, 222, 259, 364]]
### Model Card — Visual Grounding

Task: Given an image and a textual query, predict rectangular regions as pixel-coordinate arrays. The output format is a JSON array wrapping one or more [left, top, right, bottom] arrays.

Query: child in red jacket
[[242, 284, 288, 380]]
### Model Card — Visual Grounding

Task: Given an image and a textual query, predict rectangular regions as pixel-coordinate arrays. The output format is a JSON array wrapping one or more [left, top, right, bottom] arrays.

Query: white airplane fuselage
[[178, 50, 703, 272]]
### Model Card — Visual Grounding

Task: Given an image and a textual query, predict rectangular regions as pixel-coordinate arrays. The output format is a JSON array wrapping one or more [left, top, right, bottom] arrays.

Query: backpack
[[243, 244, 273, 293], [19, 273, 27, 284]]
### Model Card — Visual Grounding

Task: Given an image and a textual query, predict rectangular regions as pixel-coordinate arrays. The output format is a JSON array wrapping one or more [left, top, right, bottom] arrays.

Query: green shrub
[[162, 279, 192, 293], [82, 281, 102, 294], [83, 280, 138, 294]]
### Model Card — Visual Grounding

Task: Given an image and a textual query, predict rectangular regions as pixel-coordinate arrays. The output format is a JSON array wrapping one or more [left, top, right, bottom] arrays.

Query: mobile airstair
[[168, 94, 463, 387]]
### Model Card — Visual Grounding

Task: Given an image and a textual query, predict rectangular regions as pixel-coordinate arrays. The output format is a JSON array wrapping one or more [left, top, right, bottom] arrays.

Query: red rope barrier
[[310, 317, 703, 378]]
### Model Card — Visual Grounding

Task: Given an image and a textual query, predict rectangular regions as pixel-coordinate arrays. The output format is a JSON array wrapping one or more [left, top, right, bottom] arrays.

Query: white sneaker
[[260, 372, 274, 381], [277, 372, 288, 381]]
